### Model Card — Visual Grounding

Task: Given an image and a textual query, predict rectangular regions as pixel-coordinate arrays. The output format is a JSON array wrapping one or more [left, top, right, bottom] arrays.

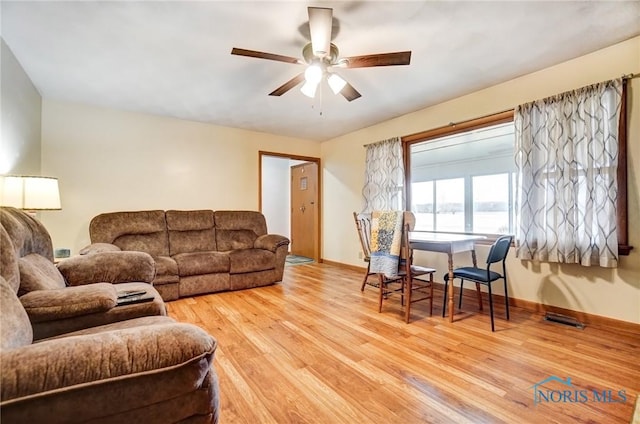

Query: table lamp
[[0, 175, 62, 215]]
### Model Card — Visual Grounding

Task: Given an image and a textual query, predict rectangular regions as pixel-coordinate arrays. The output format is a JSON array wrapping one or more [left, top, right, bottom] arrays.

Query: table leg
[[447, 253, 454, 323], [471, 249, 483, 311]]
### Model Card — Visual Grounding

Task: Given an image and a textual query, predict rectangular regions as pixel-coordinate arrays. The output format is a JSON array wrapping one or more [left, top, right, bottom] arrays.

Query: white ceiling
[[2, 1, 639, 142]]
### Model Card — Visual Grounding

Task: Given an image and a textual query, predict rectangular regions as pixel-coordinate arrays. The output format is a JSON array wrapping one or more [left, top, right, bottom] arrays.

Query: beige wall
[[321, 36, 640, 324], [4, 30, 638, 323], [0, 39, 41, 175], [40, 100, 320, 254]]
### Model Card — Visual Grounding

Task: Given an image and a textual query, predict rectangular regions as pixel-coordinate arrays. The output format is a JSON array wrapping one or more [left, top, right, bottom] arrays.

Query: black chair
[[442, 235, 513, 331]]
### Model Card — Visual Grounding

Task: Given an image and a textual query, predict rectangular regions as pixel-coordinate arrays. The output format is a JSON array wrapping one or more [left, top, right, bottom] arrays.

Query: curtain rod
[[362, 136, 401, 148], [363, 109, 514, 147], [442, 109, 513, 129], [622, 73, 637, 80]]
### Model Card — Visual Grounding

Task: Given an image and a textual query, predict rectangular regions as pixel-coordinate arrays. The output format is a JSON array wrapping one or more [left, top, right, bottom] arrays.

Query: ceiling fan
[[231, 6, 411, 102]]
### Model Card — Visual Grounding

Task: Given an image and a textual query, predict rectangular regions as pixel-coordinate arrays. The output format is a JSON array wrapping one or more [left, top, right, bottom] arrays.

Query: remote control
[[117, 290, 147, 299], [116, 294, 154, 306]]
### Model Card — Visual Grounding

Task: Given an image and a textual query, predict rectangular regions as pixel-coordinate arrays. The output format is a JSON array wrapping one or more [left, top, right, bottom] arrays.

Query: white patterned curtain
[[514, 79, 623, 268], [361, 137, 405, 213]]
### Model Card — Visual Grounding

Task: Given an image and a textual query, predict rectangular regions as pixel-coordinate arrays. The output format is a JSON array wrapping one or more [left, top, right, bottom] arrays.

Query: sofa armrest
[[19, 283, 117, 323], [79, 242, 122, 254], [58, 251, 156, 286], [0, 323, 216, 403], [254, 234, 290, 253]]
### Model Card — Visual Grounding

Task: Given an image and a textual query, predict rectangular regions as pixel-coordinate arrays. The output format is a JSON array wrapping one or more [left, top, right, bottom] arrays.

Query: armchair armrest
[[19, 283, 117, 323], [254, 234, 290, 253], [0, 322, 216, 403], [58, 251, 156, 286]]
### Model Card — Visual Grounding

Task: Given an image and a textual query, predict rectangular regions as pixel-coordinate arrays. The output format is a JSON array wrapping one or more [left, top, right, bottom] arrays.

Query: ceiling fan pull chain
[[319, 83, 324, 116]]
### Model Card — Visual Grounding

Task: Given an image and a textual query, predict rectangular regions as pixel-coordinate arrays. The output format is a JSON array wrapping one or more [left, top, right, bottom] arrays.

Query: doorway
[[259, 151, 321, 262]]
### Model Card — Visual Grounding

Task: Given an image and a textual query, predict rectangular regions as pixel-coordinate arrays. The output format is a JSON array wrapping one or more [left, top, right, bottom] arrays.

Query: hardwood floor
[[167, 262, 640, 424]]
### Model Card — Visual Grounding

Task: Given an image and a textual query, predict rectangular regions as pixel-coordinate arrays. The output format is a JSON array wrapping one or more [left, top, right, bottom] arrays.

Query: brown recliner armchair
[[0, 207, 165, 339], [0, 210, 220, 423]]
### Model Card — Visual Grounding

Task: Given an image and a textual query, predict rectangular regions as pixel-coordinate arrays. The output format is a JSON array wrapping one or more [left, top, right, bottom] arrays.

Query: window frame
[[401, 105, 631, 254], [403, 111, 513, 245]]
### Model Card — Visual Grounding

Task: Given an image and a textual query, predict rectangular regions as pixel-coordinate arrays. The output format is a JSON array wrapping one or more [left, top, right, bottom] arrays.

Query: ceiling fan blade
[[308, 7, 333, 58], [342, 51, 412, 68], [269, 73, 306, 96], [231, 48, 302, 65], [341, 82, 362, 102]]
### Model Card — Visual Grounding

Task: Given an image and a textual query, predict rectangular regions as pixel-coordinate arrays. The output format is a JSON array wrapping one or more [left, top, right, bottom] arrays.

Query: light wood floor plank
[[166, 262, 640, 424]]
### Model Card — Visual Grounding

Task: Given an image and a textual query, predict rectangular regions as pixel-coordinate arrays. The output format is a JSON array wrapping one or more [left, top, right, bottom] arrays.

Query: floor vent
[[544, 312, 585, 329]]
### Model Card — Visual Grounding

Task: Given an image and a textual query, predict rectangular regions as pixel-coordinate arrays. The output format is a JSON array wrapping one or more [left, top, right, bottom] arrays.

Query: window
[[404, 112, 515, 236], [472, 173, 514, 234], [403, 92, 630, 255]]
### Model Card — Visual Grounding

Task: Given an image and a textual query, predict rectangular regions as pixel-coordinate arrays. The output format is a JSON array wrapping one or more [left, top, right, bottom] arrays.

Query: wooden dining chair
[[400, 220, 436, 323], [376, 211, 436, 323], [353, 212, 377, 291], [442, 235, 513, 331], [371, 210, 406, 314]]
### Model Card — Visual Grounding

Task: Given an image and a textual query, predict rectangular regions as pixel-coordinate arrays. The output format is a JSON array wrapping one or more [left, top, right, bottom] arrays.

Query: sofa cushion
[[216, 229, 257, 251], [173, 252, 230, 277], [0, 225, 20, 292], [43, 315, 176, 340], [89, 210, 169, 256], [0, 276, 33, 350], [214, 211, 267, 251], [228, 249, 276, 274], [152, 256, 180, 284], [31, 282, 167, 340], [166, 210, 216, 255], [1, 322, 216, 403], [113, 232, 169, 257], [18, 254, 66, 296], [214, 210, 267, 235], [0, 207, 54, 261], [20, 283, 118, 323], [166, 210, 215, 232]]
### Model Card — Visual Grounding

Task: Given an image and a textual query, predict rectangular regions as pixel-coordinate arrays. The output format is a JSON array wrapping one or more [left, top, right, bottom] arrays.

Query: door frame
[[258, 151, 322, 262]]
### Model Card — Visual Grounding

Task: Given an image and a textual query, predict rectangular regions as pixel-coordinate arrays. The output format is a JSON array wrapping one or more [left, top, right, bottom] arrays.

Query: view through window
[[408, 121, 515, 234]]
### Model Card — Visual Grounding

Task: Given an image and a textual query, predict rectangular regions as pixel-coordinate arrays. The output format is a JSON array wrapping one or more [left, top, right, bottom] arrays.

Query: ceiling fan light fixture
[[327, 73, 347, 94], [232, 7, 411, 102], [300, 80, 318, 98], [304, 63, 323, 84]]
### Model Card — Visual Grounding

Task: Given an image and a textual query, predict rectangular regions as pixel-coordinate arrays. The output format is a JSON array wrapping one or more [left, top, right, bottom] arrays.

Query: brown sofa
[[0, 207, 220, 423], [86, 210, 290, 301]]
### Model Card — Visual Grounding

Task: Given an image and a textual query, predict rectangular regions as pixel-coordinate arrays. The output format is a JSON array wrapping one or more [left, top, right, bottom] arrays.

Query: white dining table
[[409, 231, 486, 323]]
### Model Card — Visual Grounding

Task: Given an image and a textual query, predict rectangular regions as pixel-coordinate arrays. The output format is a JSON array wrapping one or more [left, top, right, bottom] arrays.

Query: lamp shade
[[0, 176, 61, 210]]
